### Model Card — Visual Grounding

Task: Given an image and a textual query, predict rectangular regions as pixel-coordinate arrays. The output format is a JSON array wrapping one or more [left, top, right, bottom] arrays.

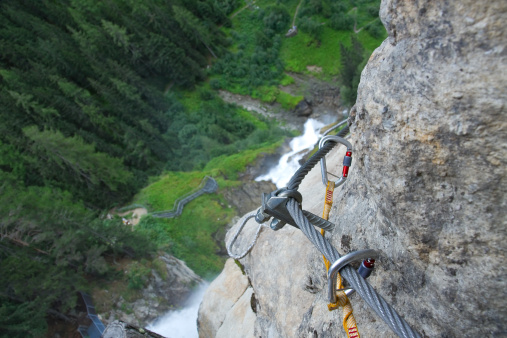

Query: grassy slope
[[281, 27, 350, 77], [280, 1, 386, 79], [219, 1, 305, 109], [123, 1, 387, 279], [132, 141, 282, 278]]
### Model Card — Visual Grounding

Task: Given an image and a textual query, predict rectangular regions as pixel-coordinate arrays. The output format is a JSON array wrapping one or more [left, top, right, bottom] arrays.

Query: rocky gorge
[[97, 254, 203, 327], [198, 1, 506, 337]]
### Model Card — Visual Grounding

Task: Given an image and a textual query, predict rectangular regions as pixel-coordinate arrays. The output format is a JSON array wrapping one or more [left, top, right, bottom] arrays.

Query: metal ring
[[328, 249, 378, 303], [277, 188, 303, 204]]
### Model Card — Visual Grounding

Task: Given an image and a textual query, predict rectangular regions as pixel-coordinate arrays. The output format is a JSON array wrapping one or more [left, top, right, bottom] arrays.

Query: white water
[[147, 283, 209, 338], [255, 118, 325, 188], [146, 119, 327, 337]]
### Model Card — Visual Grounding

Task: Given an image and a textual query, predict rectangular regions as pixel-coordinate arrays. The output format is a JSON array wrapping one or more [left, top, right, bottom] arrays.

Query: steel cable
[[336, 125, 350, 138], [284, 126, 420, 338], [287, 140, 337, 191], [287, 124, 350, 191], [227, 211, 266, 260], [287, 200, 419, 338]]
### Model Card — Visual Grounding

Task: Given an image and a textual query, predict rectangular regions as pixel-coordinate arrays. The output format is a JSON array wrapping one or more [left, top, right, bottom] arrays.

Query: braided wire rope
[[288, 199, 419, 338], [227, 211, 266, 260], [284, 134, 420, 338], [287, 124, 349, 191], [226, 124, 349, 260], [336, 125, 350, 138], [287, 140, 336, 191]]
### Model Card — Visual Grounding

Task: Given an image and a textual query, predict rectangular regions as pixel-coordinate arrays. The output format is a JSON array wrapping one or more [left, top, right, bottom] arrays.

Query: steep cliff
[[101, 254, 203, 327], [198, 1, 506, 337]]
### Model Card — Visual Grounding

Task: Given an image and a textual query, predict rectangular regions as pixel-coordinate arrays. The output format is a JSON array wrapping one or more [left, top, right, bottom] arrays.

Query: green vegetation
[[0, 0, 387, 335], [283, 0, 386, 77], [170, 86, 290, 170], [0, 170, 155, 337], [203, 140, 284, 180], [211, 0, 386, 107], [281, 28, 351, 76], [0, 0, 264, 335], [126, 261, 152, 290], [0, 0, 231, 208], [339, 35, 367, 106], [133, 141, 282, 277]]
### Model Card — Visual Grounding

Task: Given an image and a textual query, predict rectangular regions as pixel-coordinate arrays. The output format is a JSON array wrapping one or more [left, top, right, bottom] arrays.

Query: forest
[[0, 0, 384, 336]]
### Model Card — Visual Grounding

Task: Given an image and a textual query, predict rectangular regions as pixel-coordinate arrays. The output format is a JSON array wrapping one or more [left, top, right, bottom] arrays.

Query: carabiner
[[319, 135, 353, 187], [327, 249, 378, 303]]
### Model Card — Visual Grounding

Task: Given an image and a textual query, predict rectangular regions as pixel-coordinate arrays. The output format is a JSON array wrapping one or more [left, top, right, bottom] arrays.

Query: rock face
[[223, 180, 277, 215], [293, 99, 313, 117], [198, 1, 506, 337], [197, 259, 255, 337], [104, 254, 203, 327], [102, 320, 165, 338]]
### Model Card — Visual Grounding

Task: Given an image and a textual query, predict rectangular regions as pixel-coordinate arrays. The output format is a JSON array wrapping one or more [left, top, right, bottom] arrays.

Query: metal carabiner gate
[[328, 249, 378, 303], [319, 135, 353, 187]]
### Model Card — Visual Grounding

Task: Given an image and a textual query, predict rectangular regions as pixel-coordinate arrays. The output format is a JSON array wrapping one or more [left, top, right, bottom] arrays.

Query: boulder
[[293, 99, 313, 117], [223, 181, 277, 215], [215, 287, 256, 338]]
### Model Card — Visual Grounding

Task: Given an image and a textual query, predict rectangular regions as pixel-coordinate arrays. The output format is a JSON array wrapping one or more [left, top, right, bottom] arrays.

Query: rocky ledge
[[198, 0, 506, 337], [102, 254, 203, 327]]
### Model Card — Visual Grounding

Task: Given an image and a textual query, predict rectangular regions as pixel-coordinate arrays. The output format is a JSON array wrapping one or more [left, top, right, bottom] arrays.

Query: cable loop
[[227, 210, 266, 260]]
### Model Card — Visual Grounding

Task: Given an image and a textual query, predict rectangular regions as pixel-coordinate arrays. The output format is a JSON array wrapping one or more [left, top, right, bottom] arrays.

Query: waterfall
[[146, 118, 328, 337], [255, 118, 325, 188], [147, 283, 209, 338]]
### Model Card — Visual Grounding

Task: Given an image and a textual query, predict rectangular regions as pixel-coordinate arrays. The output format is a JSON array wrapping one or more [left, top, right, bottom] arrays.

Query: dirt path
[[292, 0, 304, 26], [349, 7, 379, 34], [117, 207, 148, 226], [230, 1, 255, 19], [218, 90, 308, 131]]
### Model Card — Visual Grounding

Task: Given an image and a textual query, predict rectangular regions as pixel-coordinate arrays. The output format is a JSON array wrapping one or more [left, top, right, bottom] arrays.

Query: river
[[146, 116, 334, 337], [255, 118, 325, 188], [147, 283, 209, 338]]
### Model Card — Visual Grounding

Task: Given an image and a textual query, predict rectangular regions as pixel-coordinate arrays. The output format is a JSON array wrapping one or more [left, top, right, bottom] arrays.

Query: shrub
[[127, 262, 151, 290], [263, 5, 290, 33], [299, 17, 323, 40], [330, 13, 354, 31], [366, 20, 385, 39], [209, 78, 221, 90], [367, 5, 379, 17]]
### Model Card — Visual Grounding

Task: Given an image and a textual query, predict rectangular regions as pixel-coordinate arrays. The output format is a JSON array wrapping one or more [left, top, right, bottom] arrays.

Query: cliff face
[[102, 254, 203, 327], [198, 1, 506, 337]]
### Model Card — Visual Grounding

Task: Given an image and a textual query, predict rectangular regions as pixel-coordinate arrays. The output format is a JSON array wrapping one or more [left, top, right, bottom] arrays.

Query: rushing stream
[[147, 283, 209, 338], [145, 118, 331, 337], [255, 118, 325, 187]]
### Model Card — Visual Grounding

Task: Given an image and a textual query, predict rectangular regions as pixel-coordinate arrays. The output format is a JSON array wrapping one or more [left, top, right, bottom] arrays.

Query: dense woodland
[[0, 0, 383, 336], [0, 0, 242, 335]]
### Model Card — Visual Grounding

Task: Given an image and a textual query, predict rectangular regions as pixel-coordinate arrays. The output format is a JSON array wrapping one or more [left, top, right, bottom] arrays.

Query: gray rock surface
[[102, 320, 165, 338], [104, 254, 203, 327], [197, 258, 250, 337], [198, 1, 506, 337], [215, 287, 256, 338], [293, 99, 313, 117], [223, 180, 277, 215]]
